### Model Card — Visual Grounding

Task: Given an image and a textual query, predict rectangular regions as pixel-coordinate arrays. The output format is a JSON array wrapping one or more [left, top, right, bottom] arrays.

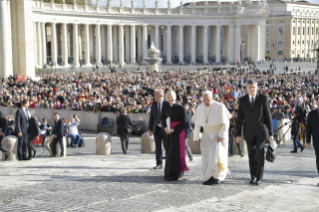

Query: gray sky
[[92, 0, 319, 7]]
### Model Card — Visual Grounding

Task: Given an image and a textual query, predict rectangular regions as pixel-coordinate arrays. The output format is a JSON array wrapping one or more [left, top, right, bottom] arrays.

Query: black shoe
[[249, 177, 257, 184], [240, 153, 244, 157], [203, 177, 215, 185], [301, 146, 304, 152], [255, 179, 262, 186], [4, 153, 9, 161], [212, 178, 221, 184], [53, 155, 57, 157], [153, 165, 162, 169], [189, 157, 193, 161], [60, 154, 64, 157], [162, 156, 166, 159], [290, 150, 297, 153], [22, 157, 31, 160], [33, 151, 37, 158]]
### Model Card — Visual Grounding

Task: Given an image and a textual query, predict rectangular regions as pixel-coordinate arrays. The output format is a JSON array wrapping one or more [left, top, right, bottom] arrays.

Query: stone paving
[[0, 132, 319, 212]]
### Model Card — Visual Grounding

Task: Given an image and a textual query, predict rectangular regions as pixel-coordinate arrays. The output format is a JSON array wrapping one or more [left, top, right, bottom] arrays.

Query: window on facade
[[278, 51, 283, 55], [298, 27, 300, 35], [266, 40, 270, 46], [278, 20, 284, 23], [302, 50, 304, 54], [302, 40, 304, 44], [293, 27, 295, 35], [293, 41, 295, 45], [292, 51, 294, 54], [266, 21, 270, 24], [278, 40, 284, 46], [278, 27, 284, 36], [266, 27, 270, 37], [298, 40, 300, 44]]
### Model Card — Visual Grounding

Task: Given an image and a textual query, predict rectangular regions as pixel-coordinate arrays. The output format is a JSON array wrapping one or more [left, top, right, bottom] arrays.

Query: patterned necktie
[[251, 97, 255, 107]]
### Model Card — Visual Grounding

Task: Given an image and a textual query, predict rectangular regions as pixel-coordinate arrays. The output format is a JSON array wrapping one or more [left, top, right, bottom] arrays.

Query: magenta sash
[[171, 121, 190, 173]]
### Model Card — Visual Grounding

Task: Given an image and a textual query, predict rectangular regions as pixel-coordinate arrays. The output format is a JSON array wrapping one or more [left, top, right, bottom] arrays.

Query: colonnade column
[[34, 22, 37, 67], [155, 25, 159, 51], [227, 25, 234, 63], [101, 26, 106, 62], [62, 23, 68, 66], [130, 25, 136, 63], [107, 25, 113, 63], [119, 25, 125, 65], [166, 26, 172, 64], [73, 23, 79, 66], [84, 24, 90, 65], [37, 22, 43, 67], [51, 22, 57, 65], [191, 25, 196, 64], [203, 26, 208, 64], [234, 24, 241, 63], [125, 26, 130, 63], [215, 25, 221, 63], [254, 24, 260, 62], [95, 24, 101, 65], [0, 0, 12, 77], [179, 25, 184, 64], [142, 25, 148, 64], [41, 22, 47, 65]]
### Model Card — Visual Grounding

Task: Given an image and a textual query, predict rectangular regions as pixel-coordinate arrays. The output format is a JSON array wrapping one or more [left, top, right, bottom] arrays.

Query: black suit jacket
[[306, 108, 319, 147], [148, 100, 168, 134], [29, 117, 40, 138], [116, 114, 133, 135], [53, 119, 63, 137], [0, 111, 7, 134], [15, 108, 29, 135], [236, 94, 273, 142]]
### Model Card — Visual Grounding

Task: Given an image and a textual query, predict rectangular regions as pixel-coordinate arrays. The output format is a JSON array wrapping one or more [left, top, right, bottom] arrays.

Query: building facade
[[266, 0, 319, 60], [0, 0, 269, 78]]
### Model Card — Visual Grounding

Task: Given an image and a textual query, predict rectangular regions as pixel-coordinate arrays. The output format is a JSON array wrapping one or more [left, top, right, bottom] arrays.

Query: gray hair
[[166, 90, 176, 97], [155, 89, 164, 95], [202, 90, 213, 97]]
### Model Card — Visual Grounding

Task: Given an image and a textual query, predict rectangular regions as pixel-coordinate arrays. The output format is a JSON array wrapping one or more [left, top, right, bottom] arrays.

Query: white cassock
[[192, 101, 231, 181]]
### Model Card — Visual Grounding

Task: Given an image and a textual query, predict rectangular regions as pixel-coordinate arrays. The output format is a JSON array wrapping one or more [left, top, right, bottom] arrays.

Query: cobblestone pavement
[[0, 133, 319, 212]]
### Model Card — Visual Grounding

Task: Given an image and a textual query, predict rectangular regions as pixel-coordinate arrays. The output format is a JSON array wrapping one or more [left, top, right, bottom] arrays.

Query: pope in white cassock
[[192, 90, 231, 185]]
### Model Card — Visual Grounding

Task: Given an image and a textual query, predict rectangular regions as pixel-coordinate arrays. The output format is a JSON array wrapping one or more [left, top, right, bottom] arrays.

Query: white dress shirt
[[249, 94, 257, 103]]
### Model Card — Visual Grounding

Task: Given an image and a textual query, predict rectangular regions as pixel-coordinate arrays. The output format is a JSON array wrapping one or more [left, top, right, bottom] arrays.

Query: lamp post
[[312, 39, 319, 73]]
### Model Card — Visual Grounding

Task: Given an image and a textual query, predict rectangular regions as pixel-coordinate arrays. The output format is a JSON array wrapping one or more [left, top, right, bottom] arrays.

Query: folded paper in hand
[[166, 117, 171, 131]]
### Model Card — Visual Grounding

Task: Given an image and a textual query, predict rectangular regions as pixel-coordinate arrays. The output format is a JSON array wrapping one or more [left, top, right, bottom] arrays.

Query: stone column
[[166, 26, 172, 64], [112, 26, 118, 63], [191, 25, 196, 64], [118, 25, 125, 65], [37, 22, 43, 67], [41, 22, 47, 65], [51, 22, 58, 65], [62, 23, 68, 66], [215, 25, 221, 63], [155, 25, 160, 51], [89, 25, 95, 63], [227, 25, 234, 63], [101, 25, 106, 63], [34, 22, 38, 67], [78, 26, 83, 61], [234, 24, 241, 63], [73, 23, 79, 66], [130, 25, 136, 63], [142, 25, 148, 64], [203, 26, 208, 64], [84, 24, 91, 65], [253, 25, 260, 62], [0, 0, 12, 77], [179, 25, 184, 64], [95, 24, 101, 65], [107, 25, 113, 63], [125, 26, 130, 63]]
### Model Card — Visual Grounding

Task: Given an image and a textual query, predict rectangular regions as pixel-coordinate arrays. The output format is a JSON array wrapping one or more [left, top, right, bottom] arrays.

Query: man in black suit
[[116, 110, 133, 154], [28, 112, 40, 159], [306, 96, 319, 181], [15, 99, 30, 161], [0, 111, 10, 161], [52, 113, 64, 157], [236, 80, 273, 186], [148, 89, 167, 169]]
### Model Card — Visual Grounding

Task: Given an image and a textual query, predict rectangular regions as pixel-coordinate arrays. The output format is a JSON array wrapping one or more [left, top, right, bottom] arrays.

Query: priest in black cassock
[[162, 90, 190, 181]]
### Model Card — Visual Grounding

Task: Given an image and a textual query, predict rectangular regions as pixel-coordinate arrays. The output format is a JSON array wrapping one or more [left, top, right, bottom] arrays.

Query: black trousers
[[246, 137, 266, 180], [119, 132, 130, 154], [17, 134, 28, 160], [28, 135, 37, 158], [154, 126, 164, 166], [52, 136, 64, 156], [0, 135, 10, 156], [314, 146, 319, 174]]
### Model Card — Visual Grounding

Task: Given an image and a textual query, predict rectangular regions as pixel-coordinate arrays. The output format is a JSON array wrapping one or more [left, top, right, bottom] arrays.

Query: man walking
[[116, 110, 133, 154], [28, 111, 40, 159], [0, 111, 10, 161], [236, 80, 273, 186], [148, 89, 167, 169], [15, 99, 30, 161], [52, 113, 64, 157], [306, 96, 319, 184]]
